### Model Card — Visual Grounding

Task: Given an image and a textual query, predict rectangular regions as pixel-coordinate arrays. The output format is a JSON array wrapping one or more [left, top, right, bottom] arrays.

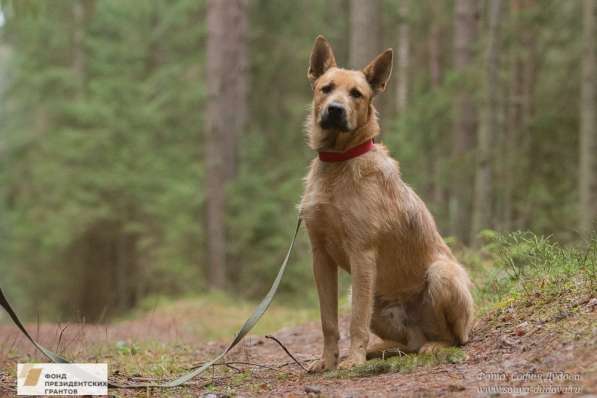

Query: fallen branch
[[265, 335, 307, 371]]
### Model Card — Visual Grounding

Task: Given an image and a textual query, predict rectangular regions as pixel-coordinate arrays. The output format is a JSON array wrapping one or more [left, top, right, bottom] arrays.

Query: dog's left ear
[[363, 49, 393, 95]]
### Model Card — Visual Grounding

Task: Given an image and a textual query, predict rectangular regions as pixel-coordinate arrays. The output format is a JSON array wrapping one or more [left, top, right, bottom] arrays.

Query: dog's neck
[[307, 104, 380, 152]]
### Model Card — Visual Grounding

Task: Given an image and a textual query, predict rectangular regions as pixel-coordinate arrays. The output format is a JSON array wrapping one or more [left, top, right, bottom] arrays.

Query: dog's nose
[[321, 102, 349, 131], [327, 103, 345, 119]]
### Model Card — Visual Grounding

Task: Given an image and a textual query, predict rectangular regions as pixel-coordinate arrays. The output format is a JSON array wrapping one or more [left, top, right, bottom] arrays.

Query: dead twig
[[56, 323, 69, 353], [225, 363, 242, 373], [277, 358, 317, 369], [265, 335, 307, 371]]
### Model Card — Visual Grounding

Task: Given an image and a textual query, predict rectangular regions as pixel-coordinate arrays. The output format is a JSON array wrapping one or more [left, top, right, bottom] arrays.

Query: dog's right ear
[[308, 35, 337, 88], [363, 49, 393, 95]]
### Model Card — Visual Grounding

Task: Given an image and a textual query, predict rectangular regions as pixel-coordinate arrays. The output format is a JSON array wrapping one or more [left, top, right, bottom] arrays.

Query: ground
[[1, 234, 596, 397]]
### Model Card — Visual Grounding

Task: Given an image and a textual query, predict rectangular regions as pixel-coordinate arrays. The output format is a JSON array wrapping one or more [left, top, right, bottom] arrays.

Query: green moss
[[325, 347, 467, 379]]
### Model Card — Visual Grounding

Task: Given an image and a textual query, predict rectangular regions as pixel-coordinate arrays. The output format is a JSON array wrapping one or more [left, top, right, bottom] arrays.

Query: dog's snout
[[327, 103, 345, 118], [320, 102, 349, 131]]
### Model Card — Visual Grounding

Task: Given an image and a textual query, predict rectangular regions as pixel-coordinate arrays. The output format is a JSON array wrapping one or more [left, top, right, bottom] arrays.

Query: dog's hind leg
[[368, 299, 424, 358], [424, 259, 474, 346]]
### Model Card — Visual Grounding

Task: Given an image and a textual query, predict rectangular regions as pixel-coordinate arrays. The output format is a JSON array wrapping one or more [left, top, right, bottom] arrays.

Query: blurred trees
[[0, 0, 594, 321], [579, 0, 596, 235], [0, 0, 206, 320]]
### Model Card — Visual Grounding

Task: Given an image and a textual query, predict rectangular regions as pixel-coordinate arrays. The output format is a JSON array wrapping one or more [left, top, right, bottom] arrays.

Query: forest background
[[0, 0, 595, 322]]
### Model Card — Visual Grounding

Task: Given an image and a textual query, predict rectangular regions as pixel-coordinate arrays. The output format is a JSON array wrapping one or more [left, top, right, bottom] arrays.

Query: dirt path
[[1, 294, 595, 397], [186, 297, 595, 398]]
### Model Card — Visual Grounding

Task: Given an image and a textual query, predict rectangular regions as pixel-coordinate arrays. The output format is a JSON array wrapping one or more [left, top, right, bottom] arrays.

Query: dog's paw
[[307, 358, 336, 373], [338, 354, 366, 370], [418, 341, 450, 355]]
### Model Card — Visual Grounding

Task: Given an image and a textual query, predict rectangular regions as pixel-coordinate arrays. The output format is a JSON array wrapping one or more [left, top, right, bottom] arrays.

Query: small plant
[[115, 341, 139, 355]]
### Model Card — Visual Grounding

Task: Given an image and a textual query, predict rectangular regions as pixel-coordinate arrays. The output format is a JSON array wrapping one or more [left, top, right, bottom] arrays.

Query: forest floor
[[1, 235, 596, 397]]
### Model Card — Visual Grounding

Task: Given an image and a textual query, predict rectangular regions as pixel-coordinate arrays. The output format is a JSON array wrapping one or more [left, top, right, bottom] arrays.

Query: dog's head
[[306, 35, 393, 151]]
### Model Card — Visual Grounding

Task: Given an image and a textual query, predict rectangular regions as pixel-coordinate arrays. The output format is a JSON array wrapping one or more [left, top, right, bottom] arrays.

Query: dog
[[299, 36, 474, 372]]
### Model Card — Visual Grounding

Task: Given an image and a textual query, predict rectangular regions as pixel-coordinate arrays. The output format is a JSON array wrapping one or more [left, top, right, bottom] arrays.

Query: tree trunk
[[349, 0, 384, 133], [205, 0, 248, 289], [396, 0, 410, 114], [72, 0, 94, 98], [472, 0, 503, 243], [429, 2, 442, 90], [503, 0, 537, 231], [450, 0, 479, 244], [429, 0, 449, 227], [349, 0, 382, 69], [579, 0, 597, 235]]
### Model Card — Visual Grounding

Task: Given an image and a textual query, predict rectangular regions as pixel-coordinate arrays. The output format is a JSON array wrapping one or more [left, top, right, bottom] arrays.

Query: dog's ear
[[363, 49, 393, 95], [308, 35, 337, 87]]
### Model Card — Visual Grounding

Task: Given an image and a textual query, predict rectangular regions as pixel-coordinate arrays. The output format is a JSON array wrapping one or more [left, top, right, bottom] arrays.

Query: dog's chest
[[301, 192, 345, 232], [300, 171, 380, 268], [300, 188, 352, 271], [300, 170, 363, 226]]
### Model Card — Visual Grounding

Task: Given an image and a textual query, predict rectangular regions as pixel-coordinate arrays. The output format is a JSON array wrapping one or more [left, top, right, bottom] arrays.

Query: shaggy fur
[[299, 36, 474, 372]]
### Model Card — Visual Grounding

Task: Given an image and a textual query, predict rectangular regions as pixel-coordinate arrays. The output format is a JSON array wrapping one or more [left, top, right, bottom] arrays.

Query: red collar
[[318, 139, 375, 162]]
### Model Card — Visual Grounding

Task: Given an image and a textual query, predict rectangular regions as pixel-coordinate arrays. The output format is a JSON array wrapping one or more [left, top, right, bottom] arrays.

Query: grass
[[127, 290, 320, 341], [461, 231, 595, 316], [78, 293, 321, 383]]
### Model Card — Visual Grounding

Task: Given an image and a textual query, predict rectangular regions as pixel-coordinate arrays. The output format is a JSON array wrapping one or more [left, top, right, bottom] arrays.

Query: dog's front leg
[[340, 250, 375, 369], [308, 247, 339, 373]]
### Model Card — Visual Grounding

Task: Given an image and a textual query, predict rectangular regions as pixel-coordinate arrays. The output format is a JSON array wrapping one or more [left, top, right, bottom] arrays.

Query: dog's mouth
[[320, 117, 350, 132]]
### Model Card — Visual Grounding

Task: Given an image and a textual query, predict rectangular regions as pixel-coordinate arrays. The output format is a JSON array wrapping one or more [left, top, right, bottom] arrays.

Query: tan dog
[[299, 36, 474, 372]]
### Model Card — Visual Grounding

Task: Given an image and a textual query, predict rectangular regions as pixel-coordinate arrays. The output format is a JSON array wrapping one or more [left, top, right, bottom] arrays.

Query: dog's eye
[[350, 88, 362, 99], [321, 84, 333, 94]]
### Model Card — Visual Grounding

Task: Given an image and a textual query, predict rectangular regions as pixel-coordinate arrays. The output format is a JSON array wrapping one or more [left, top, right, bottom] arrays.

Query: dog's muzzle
[[320, 102, 349, 131]]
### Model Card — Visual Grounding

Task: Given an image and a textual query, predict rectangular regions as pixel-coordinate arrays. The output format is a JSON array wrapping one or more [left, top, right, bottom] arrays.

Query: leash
[[0, 217, 302, 389]]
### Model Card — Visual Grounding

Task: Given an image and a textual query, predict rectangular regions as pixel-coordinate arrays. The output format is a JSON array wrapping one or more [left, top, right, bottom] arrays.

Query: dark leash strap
[[0, 218, 302, 389]]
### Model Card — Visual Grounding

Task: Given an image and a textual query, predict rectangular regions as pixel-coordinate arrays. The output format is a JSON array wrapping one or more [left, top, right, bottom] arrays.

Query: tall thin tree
[[450, 0, 479, 244], [472, 0, 503, 243], [503, 0, 537, 231], [429, 1, 450, 227], [349, 0, 382, 69], [205, 0, 248, 289], [396, 0, 410, 114], [579, 0, 596, 235]]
